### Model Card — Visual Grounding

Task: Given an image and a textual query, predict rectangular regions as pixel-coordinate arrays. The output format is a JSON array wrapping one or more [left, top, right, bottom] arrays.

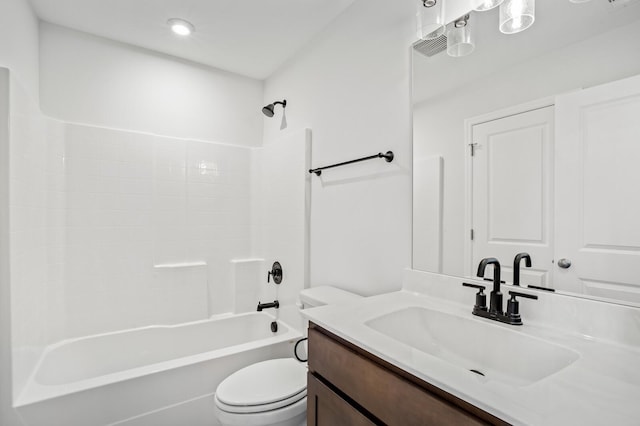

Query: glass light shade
[[474, 0, 505, 12], [499, 0, 535, 34], [416, 0, 445, 40], [446, 24, 475, 58]]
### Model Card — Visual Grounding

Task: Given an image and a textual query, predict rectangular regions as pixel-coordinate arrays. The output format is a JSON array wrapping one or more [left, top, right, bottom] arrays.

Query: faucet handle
[[506, 291, 538, 325], [267, 261, 283, 284], [462, 283, 488, 313], [462, 282, 486, 290], [508, 290, 538, 300]]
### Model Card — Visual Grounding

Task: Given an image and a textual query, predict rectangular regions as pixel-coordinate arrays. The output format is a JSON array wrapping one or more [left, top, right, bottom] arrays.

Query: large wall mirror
[[412, 0, 640, 305]]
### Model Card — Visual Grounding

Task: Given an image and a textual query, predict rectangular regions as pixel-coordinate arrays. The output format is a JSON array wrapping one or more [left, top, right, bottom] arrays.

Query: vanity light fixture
[[416, 0, 445, 40], [474, 0, 505, 12], [499, 0, 535, 34], [447, 15, 475, 57], [415, 0, 539, 58], [168, 18, 195, 36]]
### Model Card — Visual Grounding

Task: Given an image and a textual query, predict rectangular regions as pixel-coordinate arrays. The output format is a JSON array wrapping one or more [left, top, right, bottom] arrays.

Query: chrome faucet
[[463, 257, 538, 325]]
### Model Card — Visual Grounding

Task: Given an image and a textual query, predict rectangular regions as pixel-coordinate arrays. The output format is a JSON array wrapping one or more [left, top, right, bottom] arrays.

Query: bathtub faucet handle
[[267, 261, 283, 284]]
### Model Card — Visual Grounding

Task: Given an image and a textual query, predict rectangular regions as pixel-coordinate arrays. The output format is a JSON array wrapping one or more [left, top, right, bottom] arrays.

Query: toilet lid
[[216, 358, 307, 409]]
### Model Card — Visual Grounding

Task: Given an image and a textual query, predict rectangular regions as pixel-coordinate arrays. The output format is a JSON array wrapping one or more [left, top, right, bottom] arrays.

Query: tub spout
[[257, 300, 279, 311]]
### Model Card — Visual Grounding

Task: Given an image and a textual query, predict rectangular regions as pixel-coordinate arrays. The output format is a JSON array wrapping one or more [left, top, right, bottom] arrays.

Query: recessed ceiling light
[[168, 18, 195, 36]]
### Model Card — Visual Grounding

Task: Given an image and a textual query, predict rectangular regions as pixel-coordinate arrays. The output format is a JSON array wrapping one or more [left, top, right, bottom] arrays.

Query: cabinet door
[[308, 326, 495, 426], [307, 373, 376, 426]]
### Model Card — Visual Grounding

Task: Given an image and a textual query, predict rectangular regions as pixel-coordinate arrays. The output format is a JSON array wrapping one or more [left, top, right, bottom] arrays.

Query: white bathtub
[[15, 312, 302, 426]]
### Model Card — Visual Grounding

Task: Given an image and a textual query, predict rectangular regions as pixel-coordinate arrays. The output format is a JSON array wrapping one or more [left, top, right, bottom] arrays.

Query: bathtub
[[15, 311, 302, 426]]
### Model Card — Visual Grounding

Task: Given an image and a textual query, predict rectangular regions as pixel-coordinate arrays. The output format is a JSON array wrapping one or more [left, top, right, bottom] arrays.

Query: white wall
[[40, 23, 263, 147], [0, 69, 22, 426], [254, 129, 311, 325], [413, 21, 640, 277], [0, 0, 40, 422], [0, 0, 39, 103], [8, 76, 52, 403], [0, 69, 9, 425], [263, 0, 417, 296]]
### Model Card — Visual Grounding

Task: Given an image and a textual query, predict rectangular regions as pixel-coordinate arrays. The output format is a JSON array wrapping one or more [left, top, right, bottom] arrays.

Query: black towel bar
[[309, 151, 394, 176]]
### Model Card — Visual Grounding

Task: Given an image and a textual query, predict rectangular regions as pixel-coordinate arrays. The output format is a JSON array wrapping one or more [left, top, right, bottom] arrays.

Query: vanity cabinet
[[307, 322, 509, 426]]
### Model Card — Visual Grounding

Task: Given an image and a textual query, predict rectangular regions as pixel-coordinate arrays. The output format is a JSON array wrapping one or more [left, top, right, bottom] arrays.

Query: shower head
[[262, 99, 287, 117], [262, 105, 275, 117]]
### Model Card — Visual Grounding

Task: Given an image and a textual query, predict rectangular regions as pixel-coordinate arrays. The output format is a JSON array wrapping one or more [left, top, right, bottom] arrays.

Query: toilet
[[214, 286, 362, 426]]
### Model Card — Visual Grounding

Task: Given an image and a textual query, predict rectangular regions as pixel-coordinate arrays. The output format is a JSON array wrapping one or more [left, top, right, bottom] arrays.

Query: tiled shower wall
[[46, 124, 252, 341]]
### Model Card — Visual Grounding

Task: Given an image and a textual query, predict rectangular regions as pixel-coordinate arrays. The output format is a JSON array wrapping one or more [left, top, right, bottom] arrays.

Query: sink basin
[[365, 307, 579, 387]]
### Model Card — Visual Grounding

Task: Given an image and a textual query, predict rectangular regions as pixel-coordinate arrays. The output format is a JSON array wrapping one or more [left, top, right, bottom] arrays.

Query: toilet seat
[[216, 388, 306, 414], [215, 358, 307, 415]]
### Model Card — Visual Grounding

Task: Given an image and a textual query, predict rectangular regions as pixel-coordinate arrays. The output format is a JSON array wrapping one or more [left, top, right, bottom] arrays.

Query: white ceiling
[[413, 0, 640, 104], [28, 0, 357, 80]]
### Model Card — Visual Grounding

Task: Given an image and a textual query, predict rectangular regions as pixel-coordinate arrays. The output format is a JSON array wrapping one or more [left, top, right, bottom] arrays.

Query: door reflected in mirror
[[412, 0, 640, 305]]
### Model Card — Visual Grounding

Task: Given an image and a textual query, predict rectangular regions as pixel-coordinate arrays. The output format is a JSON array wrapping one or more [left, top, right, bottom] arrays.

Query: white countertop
[[302, 271, 640, 425]]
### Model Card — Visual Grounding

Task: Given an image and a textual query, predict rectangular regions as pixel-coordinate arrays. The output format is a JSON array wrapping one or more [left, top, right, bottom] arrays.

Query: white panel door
[[472, 107, 554, 286], [555, 74, 640, 303]]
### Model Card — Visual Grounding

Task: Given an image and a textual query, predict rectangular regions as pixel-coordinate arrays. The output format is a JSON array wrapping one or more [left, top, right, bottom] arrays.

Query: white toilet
[[214, 286, 362, 426]]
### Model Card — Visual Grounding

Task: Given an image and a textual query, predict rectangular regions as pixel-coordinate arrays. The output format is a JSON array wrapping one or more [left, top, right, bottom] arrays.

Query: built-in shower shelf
[[153, 262, 207, 269]]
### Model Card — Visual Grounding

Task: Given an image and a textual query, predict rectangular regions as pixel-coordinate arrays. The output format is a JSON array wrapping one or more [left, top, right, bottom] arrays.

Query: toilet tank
[[299, 286, 362, 309]]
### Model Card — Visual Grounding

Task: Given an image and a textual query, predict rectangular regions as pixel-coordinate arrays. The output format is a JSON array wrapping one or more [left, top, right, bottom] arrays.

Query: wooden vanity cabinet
[[307, 322, 509, 426]]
